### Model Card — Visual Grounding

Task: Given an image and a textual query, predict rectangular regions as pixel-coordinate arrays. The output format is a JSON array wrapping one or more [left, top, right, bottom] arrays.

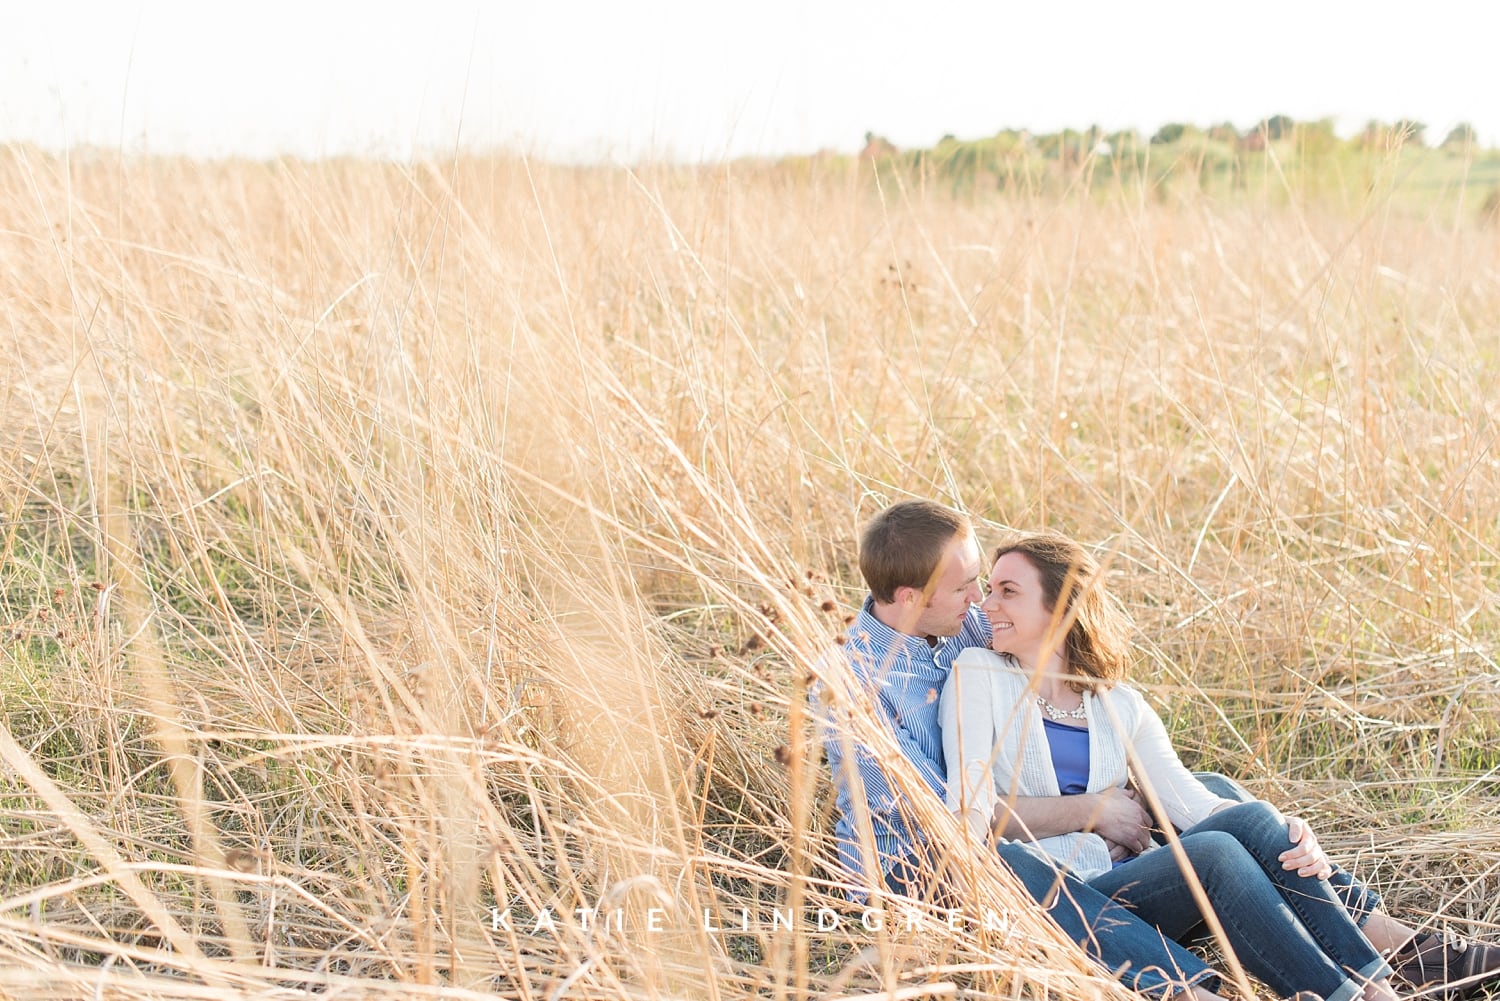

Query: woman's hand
[[1279, 815, 1332, 880], [1088, 787, 1153, 856]]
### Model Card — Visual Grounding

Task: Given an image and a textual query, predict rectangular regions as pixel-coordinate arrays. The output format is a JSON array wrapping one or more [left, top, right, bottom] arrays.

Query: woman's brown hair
[[992, 532, 1132, 690]]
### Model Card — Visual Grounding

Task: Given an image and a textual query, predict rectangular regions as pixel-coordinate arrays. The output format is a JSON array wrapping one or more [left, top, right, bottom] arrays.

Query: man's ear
[[891, 584, 923, 609], [886, 585, 923, 631]]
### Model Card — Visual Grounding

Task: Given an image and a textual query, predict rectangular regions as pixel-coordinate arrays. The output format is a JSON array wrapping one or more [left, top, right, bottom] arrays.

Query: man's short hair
[[858, 500, 972, 603]]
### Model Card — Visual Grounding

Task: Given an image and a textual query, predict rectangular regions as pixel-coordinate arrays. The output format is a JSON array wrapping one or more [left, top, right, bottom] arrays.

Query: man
[[819, 499, 1221, 999]]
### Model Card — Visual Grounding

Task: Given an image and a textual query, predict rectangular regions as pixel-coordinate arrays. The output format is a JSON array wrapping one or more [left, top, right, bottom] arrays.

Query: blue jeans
[[1192, 773, 1382, 927], [1088, 801, 1392, 1001], [887, 844, 1221, 999]]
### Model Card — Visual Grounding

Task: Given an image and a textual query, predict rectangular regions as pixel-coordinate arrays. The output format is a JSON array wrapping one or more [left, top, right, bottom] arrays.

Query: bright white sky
[[4, 1, 1499, 162]]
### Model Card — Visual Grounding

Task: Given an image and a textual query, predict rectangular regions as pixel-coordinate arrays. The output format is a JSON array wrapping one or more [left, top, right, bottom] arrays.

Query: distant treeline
[[780, 117, 1500, 217]]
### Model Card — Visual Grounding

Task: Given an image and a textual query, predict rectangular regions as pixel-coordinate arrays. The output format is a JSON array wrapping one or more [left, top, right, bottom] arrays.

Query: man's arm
[[817, 662, 944, 821]]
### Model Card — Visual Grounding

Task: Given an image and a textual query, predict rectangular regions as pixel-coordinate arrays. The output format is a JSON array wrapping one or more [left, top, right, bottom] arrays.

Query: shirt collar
[[852, 595, 969, 666]]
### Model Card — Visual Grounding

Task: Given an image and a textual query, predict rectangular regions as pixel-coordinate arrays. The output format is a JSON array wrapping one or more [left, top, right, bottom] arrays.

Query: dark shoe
[[1391, 932, 1500, 1000]]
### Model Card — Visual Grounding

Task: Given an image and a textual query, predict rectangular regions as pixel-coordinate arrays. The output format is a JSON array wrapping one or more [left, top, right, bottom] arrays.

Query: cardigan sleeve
[[1122, 687, 1239, 830], [939, 650, 1004, 840]]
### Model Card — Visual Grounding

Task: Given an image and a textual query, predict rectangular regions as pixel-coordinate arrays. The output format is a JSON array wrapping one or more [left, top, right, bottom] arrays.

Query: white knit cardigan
[[939, 647, 1236, 879]]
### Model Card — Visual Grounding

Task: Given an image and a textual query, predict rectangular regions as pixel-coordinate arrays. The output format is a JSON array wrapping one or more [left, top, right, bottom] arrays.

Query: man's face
[[899, 532, 984, 638]]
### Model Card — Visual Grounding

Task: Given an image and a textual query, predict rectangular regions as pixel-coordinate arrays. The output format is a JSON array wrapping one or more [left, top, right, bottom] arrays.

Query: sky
[[4, 1, 1499, 162]]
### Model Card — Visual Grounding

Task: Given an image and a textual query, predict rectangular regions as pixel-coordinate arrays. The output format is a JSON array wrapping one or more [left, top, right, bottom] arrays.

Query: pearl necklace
[[1036, 694, 1087, 721]]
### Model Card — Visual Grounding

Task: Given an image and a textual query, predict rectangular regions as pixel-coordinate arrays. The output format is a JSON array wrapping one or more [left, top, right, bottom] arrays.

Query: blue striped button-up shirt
[[819, 596, 992, 887]]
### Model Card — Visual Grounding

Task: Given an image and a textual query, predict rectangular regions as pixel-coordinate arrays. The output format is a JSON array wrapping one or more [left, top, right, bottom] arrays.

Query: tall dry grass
[[1, 143, 1498, 999]]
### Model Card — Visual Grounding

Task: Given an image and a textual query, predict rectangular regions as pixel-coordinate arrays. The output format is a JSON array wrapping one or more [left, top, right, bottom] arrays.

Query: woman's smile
[[981, 551, 1056, 661]]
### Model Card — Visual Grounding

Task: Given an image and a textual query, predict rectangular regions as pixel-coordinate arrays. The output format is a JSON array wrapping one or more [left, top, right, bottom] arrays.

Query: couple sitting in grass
[[820, 500, 1500, 1001]]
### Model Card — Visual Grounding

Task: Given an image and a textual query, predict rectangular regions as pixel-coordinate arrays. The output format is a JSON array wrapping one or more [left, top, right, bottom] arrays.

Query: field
[[2, 143, 1499, 999]]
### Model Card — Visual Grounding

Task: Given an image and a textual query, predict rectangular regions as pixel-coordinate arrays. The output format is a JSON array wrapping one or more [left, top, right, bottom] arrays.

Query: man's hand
[[1101, 837, 1135, 862], [1087, 787, 1153, 855], [1279, 815, 1332, 880]]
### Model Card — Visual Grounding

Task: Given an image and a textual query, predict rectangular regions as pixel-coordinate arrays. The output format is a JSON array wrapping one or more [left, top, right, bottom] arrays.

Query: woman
[[939, 532, 1500, 1001]]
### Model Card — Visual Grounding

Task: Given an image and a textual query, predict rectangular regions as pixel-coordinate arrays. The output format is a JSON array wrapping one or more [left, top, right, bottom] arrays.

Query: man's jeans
[[887, 844, 1221, 998], [1089, 800, 1392, 1001]]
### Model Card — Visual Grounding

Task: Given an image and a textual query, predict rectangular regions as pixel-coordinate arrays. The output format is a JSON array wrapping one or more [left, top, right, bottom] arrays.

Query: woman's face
[[981, 551, 1058, 662]]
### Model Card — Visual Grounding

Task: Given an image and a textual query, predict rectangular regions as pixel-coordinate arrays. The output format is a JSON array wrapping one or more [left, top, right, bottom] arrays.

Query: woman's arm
[[1124, 690, 1244, 829], [996, 789, 1154, 855], [938, 660, 1000, 839]]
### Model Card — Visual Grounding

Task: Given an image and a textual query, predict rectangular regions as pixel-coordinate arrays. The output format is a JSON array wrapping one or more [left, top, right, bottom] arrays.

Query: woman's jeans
[[1192, 773, 1382, 931], [1088, 801, 1393, 1001], [888, 842, 1221, 999]]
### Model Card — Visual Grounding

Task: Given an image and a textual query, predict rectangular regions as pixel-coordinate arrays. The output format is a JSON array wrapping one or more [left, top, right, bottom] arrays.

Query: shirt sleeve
[[936, 609, 992, 672], [891, 695, 949, 800], [1124, 689, 1239, 830], [817, 654, 944, 821]]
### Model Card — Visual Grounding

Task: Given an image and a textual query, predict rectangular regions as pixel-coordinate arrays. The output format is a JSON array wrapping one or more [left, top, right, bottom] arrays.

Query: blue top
[[818, 597, 993, 890], [1041, 718, 1091, 794], [1041, 718, 1133, 868]]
